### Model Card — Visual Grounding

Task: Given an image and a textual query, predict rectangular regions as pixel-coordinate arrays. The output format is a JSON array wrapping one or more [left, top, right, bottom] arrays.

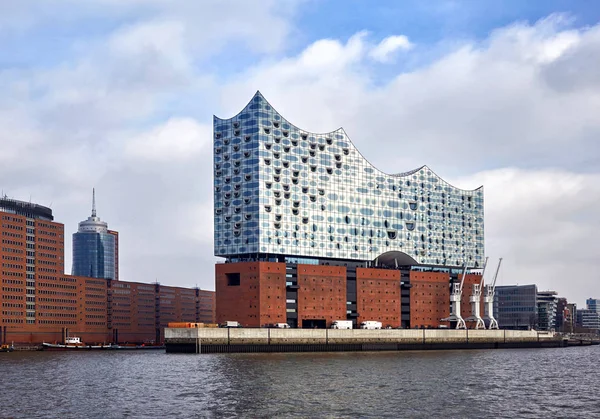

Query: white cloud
[[369, 35, 414, 62], [451, 168, 600, 299], [123, 118, 211, 161], [1, 6, 599, 305]]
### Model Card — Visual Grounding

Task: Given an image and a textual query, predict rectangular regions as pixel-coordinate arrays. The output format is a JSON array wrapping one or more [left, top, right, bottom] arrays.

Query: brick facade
[[297, 265, 346, 328], [215, 261, 286, 327], [356, 268, 401, 328], [409, 271, 451, 328]]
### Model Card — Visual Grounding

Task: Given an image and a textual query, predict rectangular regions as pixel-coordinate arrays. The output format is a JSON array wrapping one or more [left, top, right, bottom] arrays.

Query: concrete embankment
[[165, 328, 565, 354]]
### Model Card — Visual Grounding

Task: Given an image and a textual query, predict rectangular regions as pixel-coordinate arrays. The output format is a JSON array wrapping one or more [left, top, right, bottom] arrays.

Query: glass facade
[[71, 192, 117, 280], [213, 92, 484, 267], [72, 232, 116, 279], [494, 285, 538, 330], [586, 298, 600, 312]]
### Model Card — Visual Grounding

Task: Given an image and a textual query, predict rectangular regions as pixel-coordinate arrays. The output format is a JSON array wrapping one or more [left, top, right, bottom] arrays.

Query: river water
[[0, 346, 598, 418]]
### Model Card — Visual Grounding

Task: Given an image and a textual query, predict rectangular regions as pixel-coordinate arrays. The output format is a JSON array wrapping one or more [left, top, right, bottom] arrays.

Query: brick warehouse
[[0, 197, 215, 345], [213, 92, 486, 329], [216, 262, 481, 329]]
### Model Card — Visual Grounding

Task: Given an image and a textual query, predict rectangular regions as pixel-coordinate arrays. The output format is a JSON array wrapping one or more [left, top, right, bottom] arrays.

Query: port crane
[[464, 257, 488, 330], [482, 258, 503, 329], [442, 265, 468, 329]]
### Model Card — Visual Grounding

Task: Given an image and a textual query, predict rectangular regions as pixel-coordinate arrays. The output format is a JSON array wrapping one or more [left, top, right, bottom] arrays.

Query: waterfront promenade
[[165, 328, 563, 353]]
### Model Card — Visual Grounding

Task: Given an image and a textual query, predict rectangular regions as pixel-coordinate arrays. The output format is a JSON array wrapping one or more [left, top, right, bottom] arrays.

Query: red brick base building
[[216, 262, 482, 329]]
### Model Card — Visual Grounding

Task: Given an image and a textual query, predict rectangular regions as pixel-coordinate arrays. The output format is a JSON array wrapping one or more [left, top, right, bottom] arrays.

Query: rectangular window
[[226, 273, 240, 286]]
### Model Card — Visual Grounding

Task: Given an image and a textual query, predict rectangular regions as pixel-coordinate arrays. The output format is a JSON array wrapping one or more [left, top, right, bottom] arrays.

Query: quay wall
[[165, 328, 559, 353]]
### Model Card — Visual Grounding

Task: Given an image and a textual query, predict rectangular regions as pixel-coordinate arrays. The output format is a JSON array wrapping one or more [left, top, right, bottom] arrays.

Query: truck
[[359, 321, 382, 330], [220, 321, 242, 328], [330, 320, 353, 329]]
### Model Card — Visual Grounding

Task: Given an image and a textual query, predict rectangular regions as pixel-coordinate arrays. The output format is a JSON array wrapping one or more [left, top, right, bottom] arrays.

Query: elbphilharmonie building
[[214, 92, 484, 329], [214, 92, 484, 268]]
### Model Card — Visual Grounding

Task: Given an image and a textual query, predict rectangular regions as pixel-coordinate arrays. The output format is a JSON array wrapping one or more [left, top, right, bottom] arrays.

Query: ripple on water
[[0, 347, 599, 418]]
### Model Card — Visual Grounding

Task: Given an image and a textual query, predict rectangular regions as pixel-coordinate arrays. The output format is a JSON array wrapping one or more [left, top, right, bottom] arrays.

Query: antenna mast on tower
[[92, 188, 97, 217]]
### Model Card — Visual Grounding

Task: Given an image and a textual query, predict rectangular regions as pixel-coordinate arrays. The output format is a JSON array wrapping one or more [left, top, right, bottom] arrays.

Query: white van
[[331, 320, 353, 329], [274, 323, 290, 328], [220, 321, 241, 328], [359, 321, 382, 330]]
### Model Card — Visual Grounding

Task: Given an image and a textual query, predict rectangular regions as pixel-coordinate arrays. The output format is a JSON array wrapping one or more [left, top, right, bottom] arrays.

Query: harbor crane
[[482, 258, 503, 330], [442, 265, 468, 329], [465, 257, 489, 330]]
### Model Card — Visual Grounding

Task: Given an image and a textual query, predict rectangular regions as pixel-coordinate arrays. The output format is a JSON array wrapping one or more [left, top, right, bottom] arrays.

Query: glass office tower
[[72, 190, 117, 280]]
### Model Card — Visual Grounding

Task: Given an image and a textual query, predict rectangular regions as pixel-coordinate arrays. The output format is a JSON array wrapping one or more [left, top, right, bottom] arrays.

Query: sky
[[1, 0, 599, 306]]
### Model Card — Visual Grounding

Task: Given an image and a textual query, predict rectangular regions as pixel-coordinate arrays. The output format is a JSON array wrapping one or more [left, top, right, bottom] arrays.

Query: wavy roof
[[215, 91, 483, 192]]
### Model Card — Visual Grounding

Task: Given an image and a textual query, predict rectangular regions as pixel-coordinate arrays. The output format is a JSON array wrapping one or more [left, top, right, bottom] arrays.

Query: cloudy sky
[[1, 0, 599, 305]]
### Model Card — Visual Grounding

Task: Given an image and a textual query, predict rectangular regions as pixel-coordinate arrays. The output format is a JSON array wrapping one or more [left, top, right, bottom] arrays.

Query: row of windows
[[38, 305, 76, 311], [39, 282, 76, 290], [38, 312, 76, 318], [1, 224, 23, 231], [38, 245, 58, 252], [37, 222, 59, 230], [1, 310, 23, 316], [2, 302, 23, 308], [2, 240, 22, 246], [2, 216, 22, 223], [2, 287, 23, 293], [2, 231, 23, 239], [2, 279, 23, 285], [2, 247, 23, 254], [38, 290, 76, 297]]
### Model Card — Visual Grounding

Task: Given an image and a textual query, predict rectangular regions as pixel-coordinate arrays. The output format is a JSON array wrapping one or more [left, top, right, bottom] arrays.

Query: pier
[[165, 328, 568, 354]]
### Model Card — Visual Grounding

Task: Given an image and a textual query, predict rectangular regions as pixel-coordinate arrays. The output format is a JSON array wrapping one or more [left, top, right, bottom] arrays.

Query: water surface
[[0, 347, 598, 418]]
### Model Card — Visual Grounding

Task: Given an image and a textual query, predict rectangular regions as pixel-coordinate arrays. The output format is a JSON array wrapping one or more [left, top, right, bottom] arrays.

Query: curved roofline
[[215, 91, 483, 193], [215, 91, 346, 136], [0, 197, 54, 220]]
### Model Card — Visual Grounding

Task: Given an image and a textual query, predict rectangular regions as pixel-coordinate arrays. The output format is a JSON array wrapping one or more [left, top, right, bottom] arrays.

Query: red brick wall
[[216, 262, 259, 326], [198, 290, 215, 324], [356, 268, 401, 328], [258, 263, 286, 326], [216, 261, 286, 328], [297, 264, 346, 328], [410, 271, 450, 328], [1, 213, 27, 335]]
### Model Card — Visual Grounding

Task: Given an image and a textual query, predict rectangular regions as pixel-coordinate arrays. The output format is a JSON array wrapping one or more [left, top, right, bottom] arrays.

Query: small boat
[[41, 337, 164, 351], [0, 344, 14, 353], [42, 336, 112, 351]]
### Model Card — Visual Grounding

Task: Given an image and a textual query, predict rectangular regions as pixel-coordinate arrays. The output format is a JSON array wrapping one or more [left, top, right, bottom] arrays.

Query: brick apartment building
[[0, 197, 215, 345]]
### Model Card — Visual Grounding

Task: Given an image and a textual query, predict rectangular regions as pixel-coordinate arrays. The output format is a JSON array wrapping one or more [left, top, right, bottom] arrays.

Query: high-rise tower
[[72, 189, 118, 280]]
